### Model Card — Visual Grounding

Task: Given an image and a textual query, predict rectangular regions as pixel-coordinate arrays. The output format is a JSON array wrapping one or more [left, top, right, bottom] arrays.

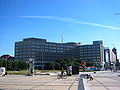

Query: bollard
[[78, 74, 90, 90]]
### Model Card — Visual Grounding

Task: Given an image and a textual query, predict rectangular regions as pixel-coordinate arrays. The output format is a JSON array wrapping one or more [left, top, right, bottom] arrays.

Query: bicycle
[[57, 72, 67, 79]]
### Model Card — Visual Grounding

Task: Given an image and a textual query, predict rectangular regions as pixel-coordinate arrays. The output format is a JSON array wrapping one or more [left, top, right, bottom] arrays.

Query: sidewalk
[[88, 71, 120, 90], [0, 74, 79, 90], [1, 71, 119, 90]]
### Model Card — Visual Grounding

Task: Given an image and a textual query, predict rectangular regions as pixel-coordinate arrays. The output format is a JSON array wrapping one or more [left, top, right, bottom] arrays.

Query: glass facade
[[79, 41, 104, 64], [15, 38, 104, 69], [15, 38, 80, 69]]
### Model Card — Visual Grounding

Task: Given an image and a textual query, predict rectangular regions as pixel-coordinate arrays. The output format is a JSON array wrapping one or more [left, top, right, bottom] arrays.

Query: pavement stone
[[0, 75, 79, 90], [88, 71, 120, 90], [1, 71, 120, 90]]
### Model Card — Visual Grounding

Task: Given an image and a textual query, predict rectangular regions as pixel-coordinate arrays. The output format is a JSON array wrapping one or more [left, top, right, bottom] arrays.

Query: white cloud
[[19, 16, 120, 30], [67, 24, 74, 28], [109, 42, 120, 45]]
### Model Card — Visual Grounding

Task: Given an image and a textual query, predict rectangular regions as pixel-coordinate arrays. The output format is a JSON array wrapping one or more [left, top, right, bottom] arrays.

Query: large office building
[[15, 38, 110, 69], [79, 41, 104, 69], [15, 38, 80, 69]]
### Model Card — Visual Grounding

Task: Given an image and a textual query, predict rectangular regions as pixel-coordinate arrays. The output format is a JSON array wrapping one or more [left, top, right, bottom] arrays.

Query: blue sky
[[1, 0, 120, 58]]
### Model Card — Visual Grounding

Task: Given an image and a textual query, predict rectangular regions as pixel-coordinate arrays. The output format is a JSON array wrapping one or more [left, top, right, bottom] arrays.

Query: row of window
[[15, 49, 67, 53], [80, 58, 101, 61], [16, 53, 73, 56], [15, 46, 72, 51], [80, 51, 100, 54], [15, 55, 68, 60], [79, 45, 100, 48], [80, 48, 100, 51], [80, 54, 100, 56], [80, 56, 100, 59], [15, 55, 35, 58], [16, 42, 75, 48]]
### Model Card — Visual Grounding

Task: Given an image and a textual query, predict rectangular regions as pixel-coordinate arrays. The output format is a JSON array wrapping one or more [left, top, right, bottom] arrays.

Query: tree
[[0, 59, 6, 67], [44, 58, 81, 70], [86, 62, 93, 67], [0, 59, 28, 70], [56, 58, 81, 69], [17, 61, 28, 70], [45, 62, 55, 70]]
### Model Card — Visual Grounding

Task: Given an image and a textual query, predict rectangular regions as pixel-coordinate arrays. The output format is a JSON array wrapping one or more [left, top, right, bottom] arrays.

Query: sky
[[1, 0, 120, 58]]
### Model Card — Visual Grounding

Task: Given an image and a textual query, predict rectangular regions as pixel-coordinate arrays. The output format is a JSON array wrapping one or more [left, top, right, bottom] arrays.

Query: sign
[[81, 61, 86, 65], [0, 67, 6, 76]]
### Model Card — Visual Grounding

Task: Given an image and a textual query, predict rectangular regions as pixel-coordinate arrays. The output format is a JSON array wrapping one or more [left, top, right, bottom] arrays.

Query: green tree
[[0, 59, 6, 67], [86, 62, 93, 67], [17, 61, 28, 70], [57, 58, 81, 69], [44, 58, 81, 70], [0, 59, 28, 70], [45, 62, 54, 70]]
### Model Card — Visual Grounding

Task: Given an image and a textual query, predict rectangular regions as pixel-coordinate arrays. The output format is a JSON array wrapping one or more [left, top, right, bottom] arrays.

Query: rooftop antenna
[[61, 35, 64, 43]]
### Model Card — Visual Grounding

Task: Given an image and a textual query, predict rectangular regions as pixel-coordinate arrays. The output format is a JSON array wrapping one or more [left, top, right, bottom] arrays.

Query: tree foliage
[[44, 61, 60, 70], [57, 58, 81, 68], [0, 59, 28, 70], [45, 58, 81, 70]]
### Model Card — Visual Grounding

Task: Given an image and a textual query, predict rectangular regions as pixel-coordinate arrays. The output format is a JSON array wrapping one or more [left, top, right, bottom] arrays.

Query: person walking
[[61, 67, 64, 77]]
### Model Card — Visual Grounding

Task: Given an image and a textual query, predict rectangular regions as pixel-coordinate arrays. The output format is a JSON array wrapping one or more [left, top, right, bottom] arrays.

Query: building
[[104, 48, 110, 63], [104, 48, 117, 70], [15, 38, 80, 69], [112, 47, 118, 61], [15, 38, 116, 70], [110, 50, 116, 63], [104, 48, 111, 70], [79, 41, 104, 70]]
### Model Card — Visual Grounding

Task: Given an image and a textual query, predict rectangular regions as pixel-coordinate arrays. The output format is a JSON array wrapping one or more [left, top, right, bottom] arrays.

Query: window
[[79, 47, 83, 48], [80, 49, 83, 51], [15, 53, 18, 55], [49, 47, 52, 49], [49, 44, 52, 46]]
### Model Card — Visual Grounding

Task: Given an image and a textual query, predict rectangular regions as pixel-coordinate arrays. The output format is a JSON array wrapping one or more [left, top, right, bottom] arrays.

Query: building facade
[[15, 38, 80, 69], [104, 48, 117, 69], [79, 41, 104, 69], [112, 47, 118, 61], [15, 38, 115, 70]]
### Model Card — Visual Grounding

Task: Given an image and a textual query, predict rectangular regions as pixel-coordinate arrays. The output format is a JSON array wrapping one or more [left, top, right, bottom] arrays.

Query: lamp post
[[28, 58, 34, 76]]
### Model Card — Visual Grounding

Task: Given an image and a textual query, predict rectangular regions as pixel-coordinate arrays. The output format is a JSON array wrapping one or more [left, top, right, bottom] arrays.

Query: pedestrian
[[61, 67, 64, 77], [89, 74, 93, 81], [86, 74, 93, 81]]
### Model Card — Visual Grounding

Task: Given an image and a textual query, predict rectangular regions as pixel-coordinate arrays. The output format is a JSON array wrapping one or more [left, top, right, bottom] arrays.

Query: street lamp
[[28, 58, 34, 76]]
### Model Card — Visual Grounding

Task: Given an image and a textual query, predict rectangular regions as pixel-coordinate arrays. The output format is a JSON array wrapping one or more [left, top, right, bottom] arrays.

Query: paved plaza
[[0, 71, 120, 90], [0, 74, 79, 90], [88, 71, 120, 90]]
